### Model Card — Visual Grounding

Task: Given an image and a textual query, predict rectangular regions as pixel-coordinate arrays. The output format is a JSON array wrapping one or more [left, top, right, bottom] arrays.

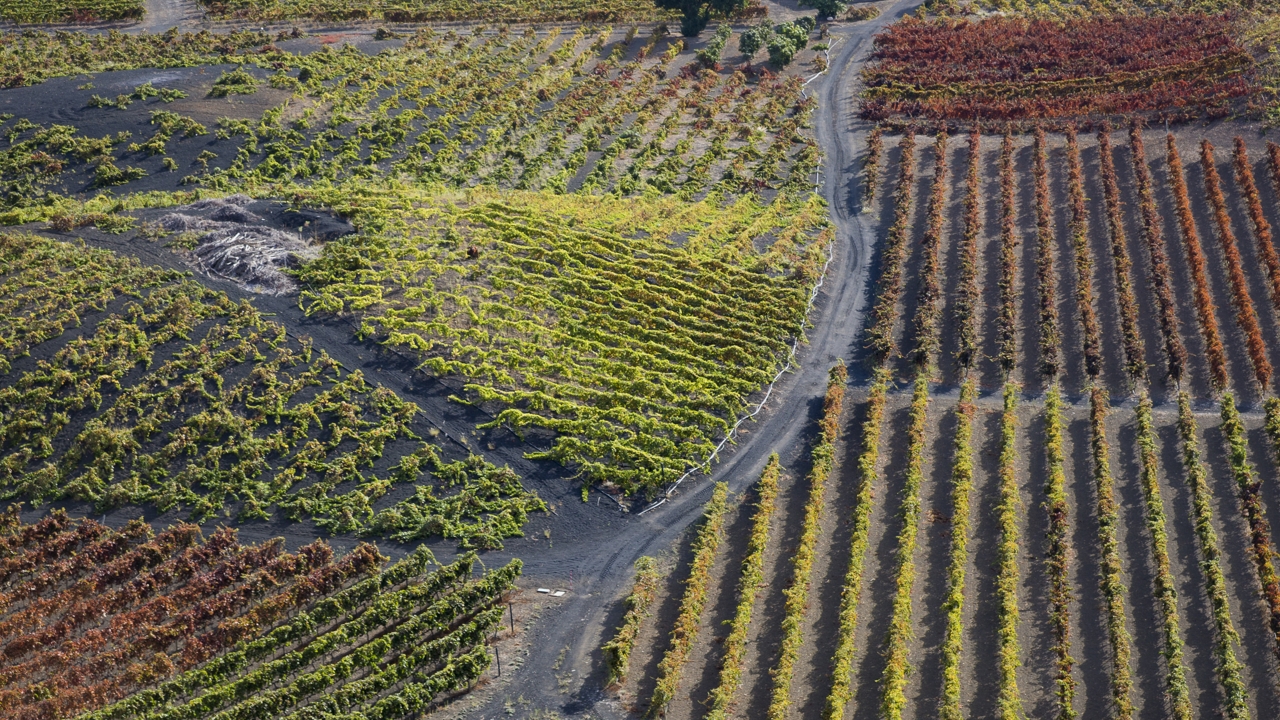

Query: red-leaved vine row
[[912, 131, 949, 369], [1232, 137, 1280, 317], [1201, 140, 1271, 392], [1167, 135, 1228, 392], [1033, 128, 1060, 379], [1127, 123, 1186, 383], [866, 131, 917, 361], [0, 516, 386, 720], [1066, 127, 1102, 379], [860, 15, 1253, 124], [1097, 124, 1146, 382], [996, 132, 1018, 374], [954, 129, 982, 371], [1267, 141, 1280, 230], [864, 126, 884, 210]]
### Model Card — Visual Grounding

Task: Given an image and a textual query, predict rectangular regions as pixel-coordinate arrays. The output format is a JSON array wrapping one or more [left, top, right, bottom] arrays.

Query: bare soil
[[16, 3, 1280, 719]]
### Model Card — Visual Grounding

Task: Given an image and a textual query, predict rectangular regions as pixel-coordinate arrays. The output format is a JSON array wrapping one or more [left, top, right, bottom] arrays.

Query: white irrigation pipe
[[802, 35, 839, 89], [637, 235, 837, 516], [803, 36, 838, 194], [636, 34, 842, 517]]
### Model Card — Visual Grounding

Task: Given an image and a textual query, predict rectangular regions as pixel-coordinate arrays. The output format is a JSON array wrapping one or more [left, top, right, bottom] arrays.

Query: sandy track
[[462, 3, 924, 717], [133, 0, 202, 33]]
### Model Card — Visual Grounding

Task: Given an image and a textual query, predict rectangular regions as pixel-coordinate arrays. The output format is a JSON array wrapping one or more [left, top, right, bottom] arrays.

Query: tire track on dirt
[[134, 0, 202, 33], [464, 4, 922, 717]]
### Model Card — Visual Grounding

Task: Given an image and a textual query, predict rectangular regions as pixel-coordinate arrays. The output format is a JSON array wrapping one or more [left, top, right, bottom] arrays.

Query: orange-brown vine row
[[1201, 139, 1271, 392], [1233, 137, 1280, 315], [1033, 128, 1059, 379], [996, 132, 1018, 374], [1167, 135, 1228, 392], [1127, 123, 1186, 384], [866, 131, 917, 361], [911, 131, 949, 369], [954, 129, 982, 371], [1097, 124, 1146, 382], [1066, 127, 1102, 379]]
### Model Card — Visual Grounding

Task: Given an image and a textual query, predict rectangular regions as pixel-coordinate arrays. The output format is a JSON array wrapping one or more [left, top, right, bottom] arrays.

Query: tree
[[654, 0, 749, 36], [767, 36, 798, 66], [765, 20, 810, 66], [696, 24, 733, 66], [802, 0, 848, 17], [739, 22, 773, 58]]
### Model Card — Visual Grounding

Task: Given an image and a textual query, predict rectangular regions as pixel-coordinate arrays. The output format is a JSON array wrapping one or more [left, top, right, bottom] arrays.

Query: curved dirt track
[[467, 4, 923, 717], [0, 7, 915, 716]]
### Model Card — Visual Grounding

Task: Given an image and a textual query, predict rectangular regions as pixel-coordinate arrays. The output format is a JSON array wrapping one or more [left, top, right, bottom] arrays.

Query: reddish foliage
[[1097, 124, 1146, 382], [911, 131, 949, 368], [996, 133, 1018, 374], [1167, 135, 1228, 392], [954, 129, 982, 371], [1201, 140, 1271, 392], [862, 14, 1254, 124], [1065, 127, 1102, 379], [865, 131, 918, 362], [0, 516, 382, 720], [863, 126, 884, 207], [1267, 141, 1280, 202], [1128, 123, 1186, 383], [1232, 137, 1280, 316], [1033, 128, 1060, 379]]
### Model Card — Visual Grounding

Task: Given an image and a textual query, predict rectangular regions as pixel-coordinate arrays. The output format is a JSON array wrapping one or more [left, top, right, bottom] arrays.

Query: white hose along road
[[469, 2, 923, 717]]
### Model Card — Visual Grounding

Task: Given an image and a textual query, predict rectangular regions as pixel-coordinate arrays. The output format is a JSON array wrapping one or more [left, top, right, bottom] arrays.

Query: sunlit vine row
[[0, 233, 542, 546], [294, 186, 829, 495]]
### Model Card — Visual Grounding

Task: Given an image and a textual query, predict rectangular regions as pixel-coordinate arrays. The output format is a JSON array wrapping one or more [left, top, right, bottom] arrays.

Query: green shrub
[[209, 67, 260, 98], [602, 556, 662, 686]]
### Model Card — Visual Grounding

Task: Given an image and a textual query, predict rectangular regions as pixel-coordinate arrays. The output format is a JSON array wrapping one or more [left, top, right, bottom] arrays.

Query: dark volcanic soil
[[1, 7, 895, 720]]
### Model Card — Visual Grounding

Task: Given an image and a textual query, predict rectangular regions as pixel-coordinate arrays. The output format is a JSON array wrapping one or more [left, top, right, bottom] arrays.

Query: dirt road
[[464, 4, 923, 717]]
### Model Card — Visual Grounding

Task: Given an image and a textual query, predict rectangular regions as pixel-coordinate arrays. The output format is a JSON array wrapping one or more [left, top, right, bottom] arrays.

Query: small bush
[[93, 161, 146, 187], [696, 24, 733, 66], [739, 22, 773, 57], [209, 68, 260, 98], [847, 4, 881, 20]]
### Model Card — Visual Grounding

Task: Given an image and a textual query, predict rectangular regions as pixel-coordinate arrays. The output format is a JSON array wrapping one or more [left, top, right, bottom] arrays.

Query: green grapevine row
[[602, 556, 661, 686], [705, 455, 780, 720], [768, 363, 846, 720], [649, 482, 728, 716], [0, 233, 542, 546], [294, 186, 829, 494]]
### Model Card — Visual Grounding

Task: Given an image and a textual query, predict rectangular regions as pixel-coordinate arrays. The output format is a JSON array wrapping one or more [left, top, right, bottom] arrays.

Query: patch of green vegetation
[[0, 0, 141, 24], [209, 67, 260, 97], [199, 0, 671, 23], [0, 29, 274, 88], [293, 184, 831, 495], [0, 232, 545, 546]]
